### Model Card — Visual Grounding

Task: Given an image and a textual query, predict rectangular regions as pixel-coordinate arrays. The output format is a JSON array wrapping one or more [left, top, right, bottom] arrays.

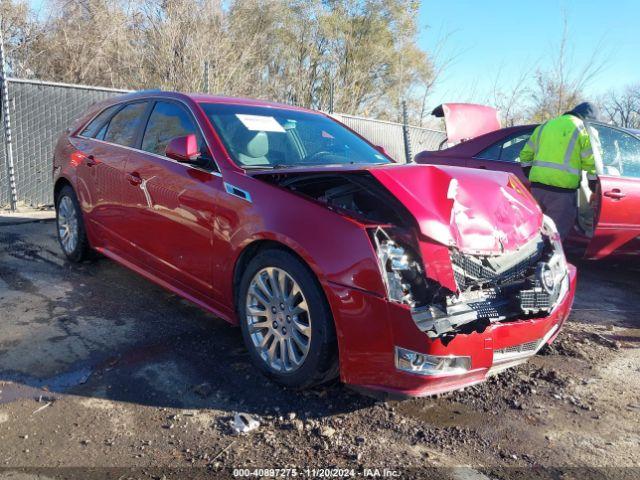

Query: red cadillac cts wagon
[[53, 91, 577, 396]]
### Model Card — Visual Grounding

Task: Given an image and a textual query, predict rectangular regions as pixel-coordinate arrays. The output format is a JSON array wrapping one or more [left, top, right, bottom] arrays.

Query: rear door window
[[476, 131, 533, 162], [103, 102, 148, 147], [500, 134, 531, 162]]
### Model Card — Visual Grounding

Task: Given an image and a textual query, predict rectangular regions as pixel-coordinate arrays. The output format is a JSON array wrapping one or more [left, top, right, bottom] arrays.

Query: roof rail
[[134, 88, 163, 94]]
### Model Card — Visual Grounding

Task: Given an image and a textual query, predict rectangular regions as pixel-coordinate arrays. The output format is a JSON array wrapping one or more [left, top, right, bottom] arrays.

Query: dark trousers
[[531, 185, 577, 241]]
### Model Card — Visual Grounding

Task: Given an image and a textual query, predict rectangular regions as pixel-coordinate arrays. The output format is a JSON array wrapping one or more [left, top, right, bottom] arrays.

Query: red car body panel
[[334, 265, 575, 396], [53, 92, 577, 396], [432, 103, 502, 146], [416, 124, 640, 260], [586, 176, 640, 259]]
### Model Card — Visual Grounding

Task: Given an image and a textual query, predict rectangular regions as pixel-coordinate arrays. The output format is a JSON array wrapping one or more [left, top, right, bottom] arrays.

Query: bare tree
[[489, 62, 531, 127], [416, 25, 462, 126], [528, 13, 609, 121], [0, 0, 41, 76], [1, 0, 436, 118], [601, 83, 640, 128], [22, 0, 140, 87]]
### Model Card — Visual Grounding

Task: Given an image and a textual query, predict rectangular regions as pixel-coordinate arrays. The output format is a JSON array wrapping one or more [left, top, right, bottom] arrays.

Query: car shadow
[[0, 220, 375, 417]]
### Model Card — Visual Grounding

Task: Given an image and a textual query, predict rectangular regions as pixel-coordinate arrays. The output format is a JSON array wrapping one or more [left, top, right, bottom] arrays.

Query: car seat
[[233, 129, 270, 166]]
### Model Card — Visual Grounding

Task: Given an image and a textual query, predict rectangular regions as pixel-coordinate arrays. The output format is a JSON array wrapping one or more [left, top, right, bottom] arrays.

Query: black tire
[[55, 185, 92, 262], [238, 249, 338, 389]]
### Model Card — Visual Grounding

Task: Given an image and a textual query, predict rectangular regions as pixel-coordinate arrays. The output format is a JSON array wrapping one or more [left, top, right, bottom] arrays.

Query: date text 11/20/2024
[[232, 468, 402, 477]]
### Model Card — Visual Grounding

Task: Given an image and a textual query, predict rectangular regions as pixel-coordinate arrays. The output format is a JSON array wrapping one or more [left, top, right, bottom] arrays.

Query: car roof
[[417, 120, 640, 161], [112, 90, 318, 114], [420, 124, 536, 158]]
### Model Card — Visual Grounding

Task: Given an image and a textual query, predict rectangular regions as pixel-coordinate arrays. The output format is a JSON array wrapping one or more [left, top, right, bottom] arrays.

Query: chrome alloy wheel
[[245, 267, 312, 373], [57, 195, 79, 255]]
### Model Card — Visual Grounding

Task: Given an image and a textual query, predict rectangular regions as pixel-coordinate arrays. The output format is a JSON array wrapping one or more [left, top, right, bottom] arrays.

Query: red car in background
[[53, 92, 575, 397], [416, 103, 640, 260]]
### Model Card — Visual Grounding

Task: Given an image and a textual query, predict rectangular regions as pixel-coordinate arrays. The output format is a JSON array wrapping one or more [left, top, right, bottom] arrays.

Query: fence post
[[328, 81, 334, 114], [402, 100, 412, 163], [0, 24, 17, 211]]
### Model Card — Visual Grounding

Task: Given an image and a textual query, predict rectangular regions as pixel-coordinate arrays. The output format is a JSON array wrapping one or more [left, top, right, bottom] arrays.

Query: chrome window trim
[[75, 96, 223, 175], [78, 136, 223, 178]]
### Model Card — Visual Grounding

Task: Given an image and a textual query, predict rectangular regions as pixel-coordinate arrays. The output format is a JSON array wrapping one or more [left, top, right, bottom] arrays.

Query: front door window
[[588, 124, 640, 178]]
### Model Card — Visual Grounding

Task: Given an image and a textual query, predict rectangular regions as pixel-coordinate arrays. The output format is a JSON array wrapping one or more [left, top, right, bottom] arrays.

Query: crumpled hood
[[369, 164, 542, 254]]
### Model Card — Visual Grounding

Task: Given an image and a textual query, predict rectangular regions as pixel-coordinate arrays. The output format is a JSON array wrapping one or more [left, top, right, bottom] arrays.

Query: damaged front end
[[255, 164, 571, 342], [363, 164, 572, 342], [411, 217, 569, 339], [369, 216, 568, 341]]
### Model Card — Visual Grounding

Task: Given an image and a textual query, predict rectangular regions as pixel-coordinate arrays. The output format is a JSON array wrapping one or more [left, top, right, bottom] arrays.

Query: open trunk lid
[[432, 103, 501, 146]]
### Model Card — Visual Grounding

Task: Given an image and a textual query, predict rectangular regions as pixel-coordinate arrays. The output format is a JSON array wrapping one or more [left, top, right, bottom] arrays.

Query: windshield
[[199, 103, 392, 168]]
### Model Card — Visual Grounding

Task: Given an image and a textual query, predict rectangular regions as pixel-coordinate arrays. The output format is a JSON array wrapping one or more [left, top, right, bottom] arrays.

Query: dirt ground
[[0, 215, 638, 479]]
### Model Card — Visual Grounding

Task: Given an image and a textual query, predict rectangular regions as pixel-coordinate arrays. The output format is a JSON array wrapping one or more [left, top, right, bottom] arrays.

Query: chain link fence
[[332, 113, 446, 163], [0, 78, 445, 208], [0, 79, 129, 207]]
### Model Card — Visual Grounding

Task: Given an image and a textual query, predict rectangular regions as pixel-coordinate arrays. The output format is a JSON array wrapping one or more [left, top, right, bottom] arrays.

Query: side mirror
[[166, 134, 201, 163], [374, 145, 388, 156]]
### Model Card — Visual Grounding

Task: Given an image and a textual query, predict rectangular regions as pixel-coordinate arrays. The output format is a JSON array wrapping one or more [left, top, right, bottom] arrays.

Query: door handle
[[604, 189, 626, 200], [85, 154, 97, 167], [127, 172, 142, 186]]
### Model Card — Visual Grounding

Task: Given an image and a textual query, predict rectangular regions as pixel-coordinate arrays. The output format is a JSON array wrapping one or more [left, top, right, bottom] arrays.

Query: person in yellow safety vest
[[519, 102, 599, 241]]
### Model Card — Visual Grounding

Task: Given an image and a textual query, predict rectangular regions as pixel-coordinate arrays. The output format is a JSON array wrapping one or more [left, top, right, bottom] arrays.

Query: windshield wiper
[[242, 163, 296, 170], [244, 161, 386, 170], [270, 164, 295, 169]]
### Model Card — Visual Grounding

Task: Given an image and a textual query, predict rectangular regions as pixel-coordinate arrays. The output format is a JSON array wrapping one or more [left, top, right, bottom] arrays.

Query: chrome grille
[[494, 339, 542, 363], [496, 340, 538, 356]]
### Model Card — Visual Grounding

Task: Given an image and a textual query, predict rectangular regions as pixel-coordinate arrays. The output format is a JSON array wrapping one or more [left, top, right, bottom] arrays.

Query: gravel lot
[[0, 215, 639, 479]]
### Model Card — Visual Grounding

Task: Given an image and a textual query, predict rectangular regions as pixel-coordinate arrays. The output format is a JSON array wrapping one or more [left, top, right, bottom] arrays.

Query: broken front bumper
[[325, 264, 576, 397]]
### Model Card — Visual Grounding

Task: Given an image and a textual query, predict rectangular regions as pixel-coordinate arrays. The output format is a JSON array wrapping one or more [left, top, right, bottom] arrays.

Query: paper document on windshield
[[236, 114, 285, 133]]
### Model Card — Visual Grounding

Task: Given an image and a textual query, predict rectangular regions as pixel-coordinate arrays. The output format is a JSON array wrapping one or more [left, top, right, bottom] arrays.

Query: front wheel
[[238, 249, 338, 389], [55, 185, 91, 262]]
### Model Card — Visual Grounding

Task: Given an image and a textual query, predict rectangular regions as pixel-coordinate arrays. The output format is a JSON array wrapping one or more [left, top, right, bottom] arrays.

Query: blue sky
[[418, 0, 639, 107]]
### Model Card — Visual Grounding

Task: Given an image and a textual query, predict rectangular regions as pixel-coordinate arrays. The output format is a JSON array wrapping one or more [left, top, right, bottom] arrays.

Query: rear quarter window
[[79, 104, 121, 138]]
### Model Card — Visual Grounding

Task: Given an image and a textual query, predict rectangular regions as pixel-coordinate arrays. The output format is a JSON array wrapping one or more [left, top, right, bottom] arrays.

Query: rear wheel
[[55, 185, 91, 262], [238, 249, 338, 389]]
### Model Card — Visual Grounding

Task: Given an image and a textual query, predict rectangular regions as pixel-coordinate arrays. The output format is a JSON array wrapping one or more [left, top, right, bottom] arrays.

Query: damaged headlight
[[371, 227, 422, 307], [540, 215, 569, 294], [541, 215, 567, 270], [519, 216, 569, 314]]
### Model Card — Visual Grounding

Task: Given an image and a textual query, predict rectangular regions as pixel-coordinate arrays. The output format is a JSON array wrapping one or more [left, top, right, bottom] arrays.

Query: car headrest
[[236, 130, 269, 158]]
